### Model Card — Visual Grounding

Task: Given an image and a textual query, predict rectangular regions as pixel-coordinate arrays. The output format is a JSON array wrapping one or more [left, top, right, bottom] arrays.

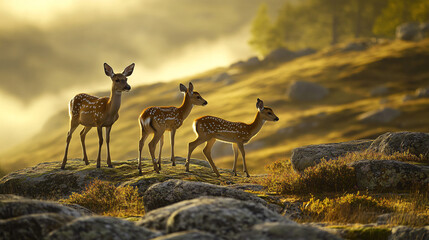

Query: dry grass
[[300, 191, 429, 227], [301, 192, 391, 223], [62, 179, 144, 217]]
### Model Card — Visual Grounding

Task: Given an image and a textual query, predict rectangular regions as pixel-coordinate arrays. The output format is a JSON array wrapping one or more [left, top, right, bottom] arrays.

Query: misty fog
[[0, 0, 283, 151]]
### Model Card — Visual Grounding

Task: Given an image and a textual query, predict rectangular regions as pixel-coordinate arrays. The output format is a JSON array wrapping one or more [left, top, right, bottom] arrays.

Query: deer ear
[[256, 98, 264, 111], [104, 63, 114, 77], [188, 82, 194, 95], [180, 83, 187, 92], [122, 63, 135, 77]]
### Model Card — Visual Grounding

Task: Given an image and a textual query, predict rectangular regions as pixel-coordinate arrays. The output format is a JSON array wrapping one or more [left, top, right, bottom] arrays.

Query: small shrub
[[301, 192, 391, 223], [64, 179, 144, 217], [261, 150, 426, 194], [261, 158, 356, 194]]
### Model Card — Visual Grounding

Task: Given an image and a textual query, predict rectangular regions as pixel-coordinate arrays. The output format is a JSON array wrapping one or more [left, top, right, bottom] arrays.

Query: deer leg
[[61, 121, 79, 169], [237, 143, 250, 177], [232, 143, 239, 176], [170, 129, 176, 166], [186, 137, 207, 172], [158, 134, 164, 170], [149, 131, 163, 173], [105, 126, 113, 168], [138, 129, 148, 175], [80, 126, 92, 165], [96, 126, 103, 168], [203, 138, 220, 177]]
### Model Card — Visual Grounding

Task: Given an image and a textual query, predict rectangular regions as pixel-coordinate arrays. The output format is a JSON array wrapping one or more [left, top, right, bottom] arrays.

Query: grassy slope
[[1, 39, 429, 175]]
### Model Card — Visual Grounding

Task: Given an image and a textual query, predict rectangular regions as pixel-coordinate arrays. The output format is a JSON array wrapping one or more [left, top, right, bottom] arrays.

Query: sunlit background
[[0, 0, 282, 151], [1, 0, 428, 175]]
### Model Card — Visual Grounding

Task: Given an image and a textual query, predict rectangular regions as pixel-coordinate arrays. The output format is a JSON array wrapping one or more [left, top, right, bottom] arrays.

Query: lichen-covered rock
[[286, 80, 329, 102], [0, 213, 74, 240], [0, 158, 240, 199], [389, 226, 429, 240], [46, 216, 160, 240], [151, 230, 221, 240], [143, 179, 266, 212], [358, 107, 400, 124], [0, 199, 85, 219], [165, 198, 290, 239], [368, 132, 429, 159], [349, 160, 428, 191], [291, 140, 373, 172], [137, 198, 199, 231], [236, 222, 342, 240], [138, 197, 291, 238]]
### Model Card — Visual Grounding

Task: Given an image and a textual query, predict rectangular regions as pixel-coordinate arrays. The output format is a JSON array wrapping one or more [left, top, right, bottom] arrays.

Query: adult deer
[[186, 98, 279, 177], [138, 82, 207, 174], [61, 63, 134, 169]]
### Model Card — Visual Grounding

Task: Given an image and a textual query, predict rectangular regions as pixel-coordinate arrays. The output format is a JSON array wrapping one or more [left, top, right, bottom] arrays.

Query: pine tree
[[373, 0, 429, 37], [248, 4, 274, 56]]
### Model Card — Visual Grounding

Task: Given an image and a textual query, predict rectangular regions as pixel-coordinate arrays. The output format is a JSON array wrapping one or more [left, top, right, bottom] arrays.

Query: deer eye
[[197, 96, 201, 99], [115, 79, 120, 82], [268, 112, 272, 115]]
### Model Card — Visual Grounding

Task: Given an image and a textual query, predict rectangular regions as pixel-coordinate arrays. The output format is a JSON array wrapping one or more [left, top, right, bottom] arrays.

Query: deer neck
[[107, 89, 122, 116], [177, 93, 193, 120], [248, 111, 265, 137]]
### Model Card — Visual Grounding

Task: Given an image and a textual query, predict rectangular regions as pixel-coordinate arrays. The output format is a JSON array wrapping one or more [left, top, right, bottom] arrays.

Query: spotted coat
[[69, 93, 116, 127]]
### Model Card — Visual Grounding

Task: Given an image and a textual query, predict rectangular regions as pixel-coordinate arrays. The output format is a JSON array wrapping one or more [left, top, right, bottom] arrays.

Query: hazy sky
[[0, 0, 283, 151]]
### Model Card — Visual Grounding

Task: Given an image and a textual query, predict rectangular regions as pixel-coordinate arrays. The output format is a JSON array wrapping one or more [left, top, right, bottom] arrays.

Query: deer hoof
[[108, 165, 114, 168]]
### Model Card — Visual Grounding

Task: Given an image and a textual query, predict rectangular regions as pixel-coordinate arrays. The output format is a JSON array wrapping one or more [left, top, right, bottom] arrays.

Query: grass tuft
[[261, 158, 356, 194], [63, 179, 144, 217], [301, 192, 391, 223]]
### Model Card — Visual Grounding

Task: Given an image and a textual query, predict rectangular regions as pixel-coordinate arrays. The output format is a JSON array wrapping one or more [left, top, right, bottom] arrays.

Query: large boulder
[[151, 230, 219, 240], [0, 196, 89, 240], [368, 132, 429, 159], [236, 222, 342, 240], [230, 56, 261, 69], [389, 226, 429, 240], [349, 160, 428, 191], [396, 22, 421, 41], [358, 107, 400, 124], [295, 48, 316, 57], [0, 198, 85, 219], [0, 213, 74, 240], [137, 197, 291, 238], [286, 80, 329, 102], [264, 48, 297, 63], [46, 216, 160, 240], [143, 179, 266, 212], [291, 140, 373, 172], [0, 158, 231, 199]]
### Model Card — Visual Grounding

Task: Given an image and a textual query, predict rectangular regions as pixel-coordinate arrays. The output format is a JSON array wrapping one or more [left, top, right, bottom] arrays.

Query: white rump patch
[[142, 117, 151, 127]]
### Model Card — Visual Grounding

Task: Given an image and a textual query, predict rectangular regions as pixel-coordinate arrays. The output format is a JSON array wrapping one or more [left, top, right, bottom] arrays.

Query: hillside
[[1, 39, 429, 175]]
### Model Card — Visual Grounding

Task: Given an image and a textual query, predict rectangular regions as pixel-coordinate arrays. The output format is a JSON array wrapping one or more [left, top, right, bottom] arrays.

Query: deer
[[138, 82, 207, 175], [186, 98, 279, 177], [61, 63, 134, 169]]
